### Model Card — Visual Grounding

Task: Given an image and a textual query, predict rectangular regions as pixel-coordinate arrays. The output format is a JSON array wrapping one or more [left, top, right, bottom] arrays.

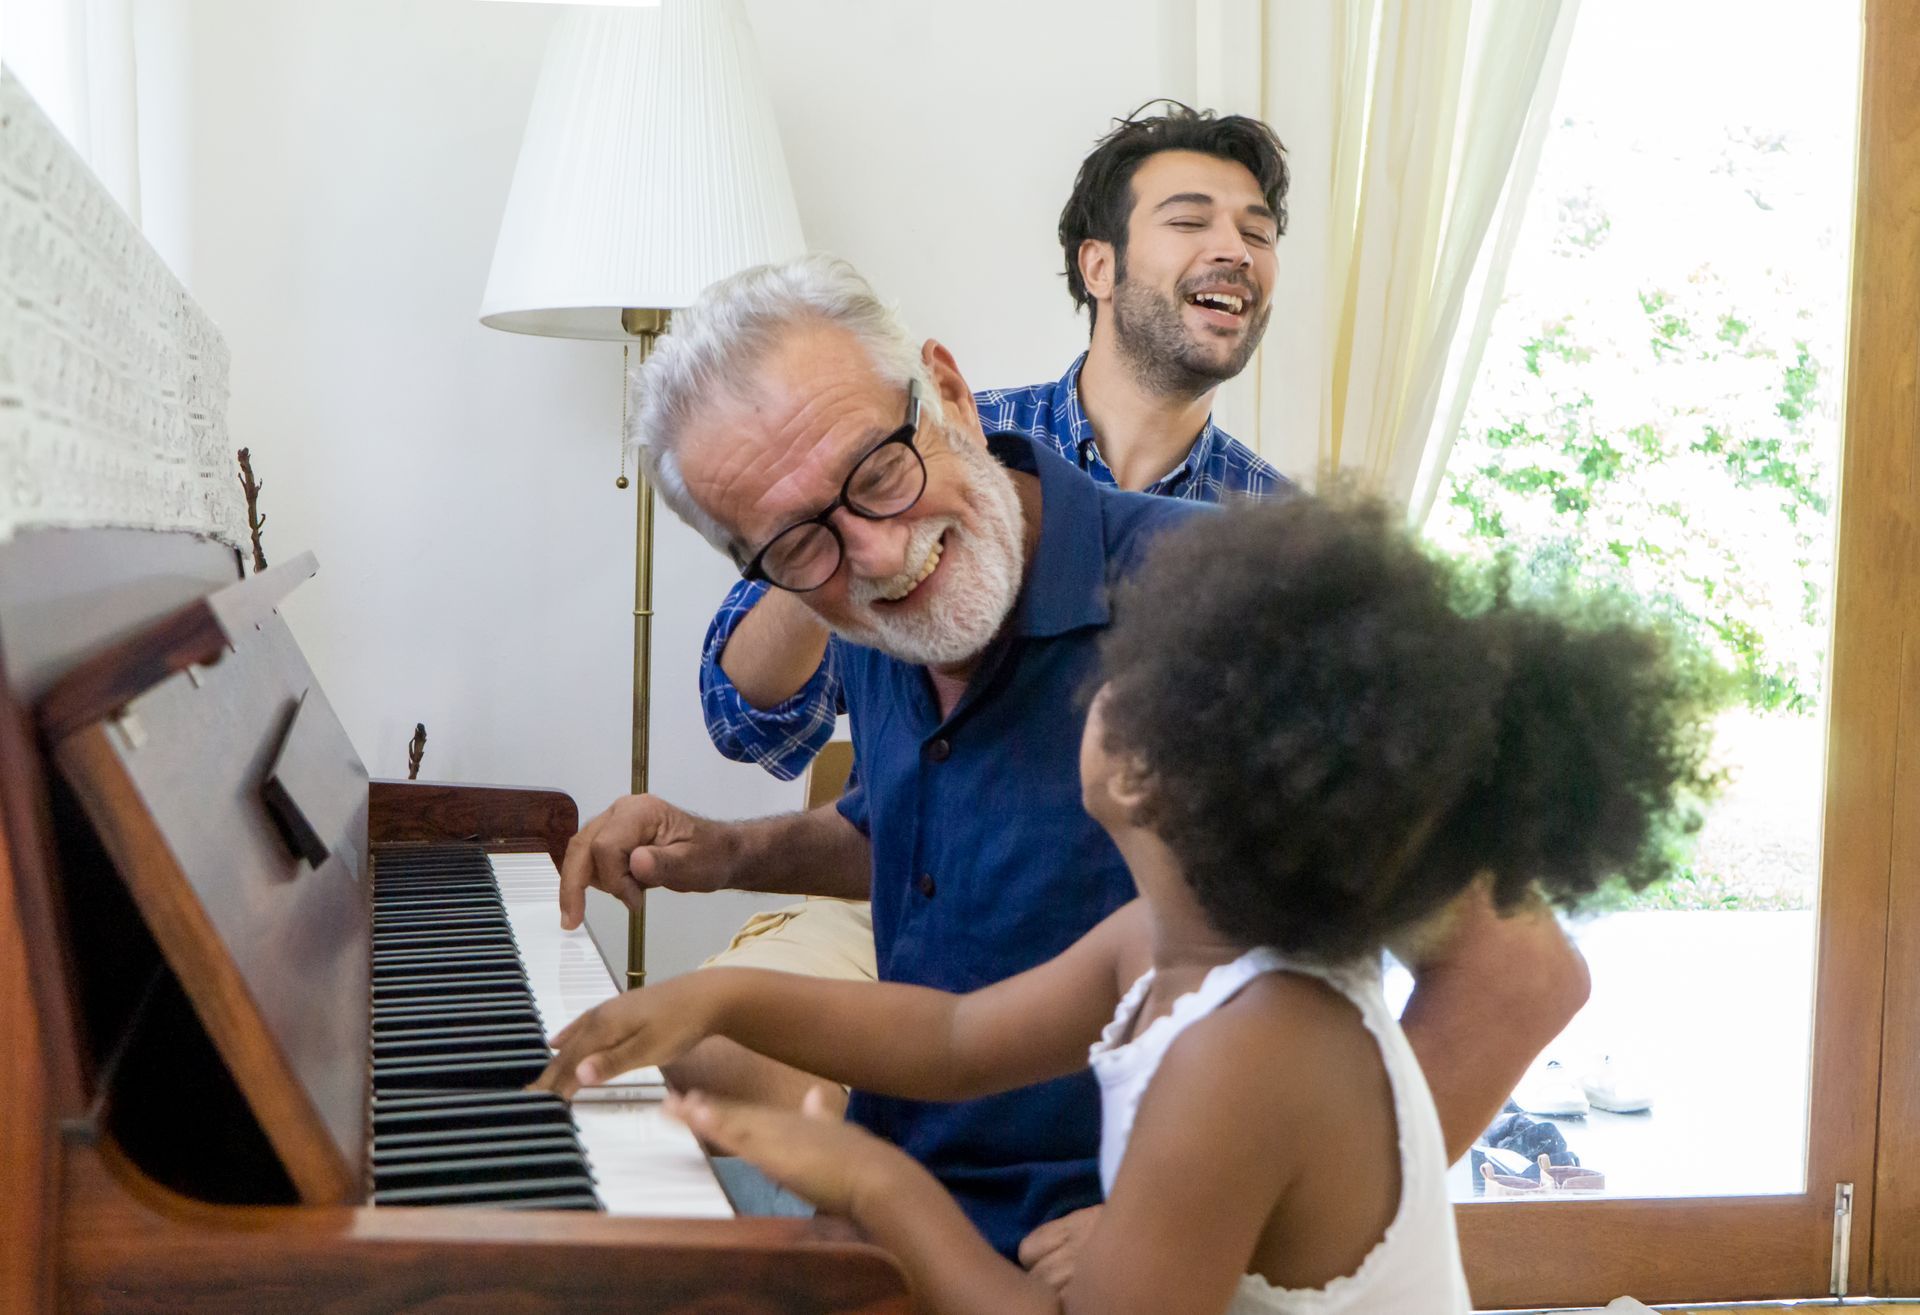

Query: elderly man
[[558, 254, 1590, 1264], [674, 106, 1296, 1138]]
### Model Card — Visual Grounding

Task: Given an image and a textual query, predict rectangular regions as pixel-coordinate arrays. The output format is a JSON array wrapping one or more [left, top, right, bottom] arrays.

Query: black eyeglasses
[[735, 381, 929, 593]]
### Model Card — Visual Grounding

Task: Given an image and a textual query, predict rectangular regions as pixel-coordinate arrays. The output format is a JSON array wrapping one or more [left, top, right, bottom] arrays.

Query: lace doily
[[0, 69, 242, 547]]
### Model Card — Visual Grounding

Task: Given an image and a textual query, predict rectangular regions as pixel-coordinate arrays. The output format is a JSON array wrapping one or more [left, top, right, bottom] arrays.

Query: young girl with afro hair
[[541, 497, 1716, 1314]]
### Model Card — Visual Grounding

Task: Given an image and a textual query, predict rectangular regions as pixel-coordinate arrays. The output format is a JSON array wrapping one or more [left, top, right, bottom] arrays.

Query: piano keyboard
[[370, 845, 732, 1218]]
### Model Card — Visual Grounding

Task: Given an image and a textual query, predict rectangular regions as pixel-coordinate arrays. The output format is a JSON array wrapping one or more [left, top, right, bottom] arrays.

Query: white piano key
[[573, 1103, 736, 1218], [487, 850, 731, 1218], [489, 851, 664, 1088]]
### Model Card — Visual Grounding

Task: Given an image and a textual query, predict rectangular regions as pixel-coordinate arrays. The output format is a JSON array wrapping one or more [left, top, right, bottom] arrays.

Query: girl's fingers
[[668, 1093, 735, 1154], [669, 1091, 768, 1158], [575, 1040, 638, 1087]]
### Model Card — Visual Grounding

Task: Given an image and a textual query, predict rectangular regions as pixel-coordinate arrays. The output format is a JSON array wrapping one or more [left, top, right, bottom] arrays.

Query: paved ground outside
[[1385, 909, 1819, 1202]]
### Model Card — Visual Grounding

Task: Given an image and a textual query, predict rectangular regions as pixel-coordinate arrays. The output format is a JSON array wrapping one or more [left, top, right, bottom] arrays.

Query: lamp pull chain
[[616, 342, 632, 490]]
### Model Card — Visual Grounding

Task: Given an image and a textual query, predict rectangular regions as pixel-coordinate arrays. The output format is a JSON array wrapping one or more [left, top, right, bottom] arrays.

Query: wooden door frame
[[1863, 0, 1920, 1295], [1459, 0, 1915, 1305]]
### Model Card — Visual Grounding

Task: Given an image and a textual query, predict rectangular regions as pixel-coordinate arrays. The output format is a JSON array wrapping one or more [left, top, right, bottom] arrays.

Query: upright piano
[[0, 525, 910, 1314]]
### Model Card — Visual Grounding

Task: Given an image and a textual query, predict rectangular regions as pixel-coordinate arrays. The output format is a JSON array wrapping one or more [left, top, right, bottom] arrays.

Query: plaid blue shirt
[[697, 352, 1291, 779]]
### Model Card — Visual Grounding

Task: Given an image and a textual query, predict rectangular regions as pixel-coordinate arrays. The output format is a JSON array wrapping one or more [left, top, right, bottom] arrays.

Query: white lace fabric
[[1088, 948, 1473, 1314], [0, 71, 243, 549]]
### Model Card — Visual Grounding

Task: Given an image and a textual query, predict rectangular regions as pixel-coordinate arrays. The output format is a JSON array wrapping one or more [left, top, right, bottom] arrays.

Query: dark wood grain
[[1461, 1195, 1836, 1308], [370, 780, 579, 871], [0, 799, 56, 1315], [0, 641, 89, 1315], [46, 608, 373, 1206], [61, 1147, 911, 1315], [37, 551, 318, 744], [0, 654, 89, 1123], [55, 721, 363, 1204]]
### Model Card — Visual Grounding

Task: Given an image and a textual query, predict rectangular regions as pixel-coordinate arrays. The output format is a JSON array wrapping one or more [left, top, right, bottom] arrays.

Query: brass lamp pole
[[617, 307, 669, 989], [478, 2, 804, 995]]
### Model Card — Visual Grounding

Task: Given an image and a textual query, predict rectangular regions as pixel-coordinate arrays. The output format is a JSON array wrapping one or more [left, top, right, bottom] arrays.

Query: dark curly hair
[[1058, 101, 1290, 328], [1097, 499, 1720, 962]]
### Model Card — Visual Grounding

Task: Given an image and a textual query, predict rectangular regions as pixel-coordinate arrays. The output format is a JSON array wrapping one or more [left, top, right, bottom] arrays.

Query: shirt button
[[917, 873, 937, 898], [926, 738, 951, 763]]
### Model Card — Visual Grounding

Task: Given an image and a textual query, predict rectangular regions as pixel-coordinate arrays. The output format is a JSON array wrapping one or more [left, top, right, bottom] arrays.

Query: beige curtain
[[1198, 0, 1579, 521]]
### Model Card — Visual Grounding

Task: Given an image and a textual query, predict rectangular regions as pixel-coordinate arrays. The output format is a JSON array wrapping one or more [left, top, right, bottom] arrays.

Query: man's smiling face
[[1104, 150, 1279, 392], [676, 323, 1026, 668]]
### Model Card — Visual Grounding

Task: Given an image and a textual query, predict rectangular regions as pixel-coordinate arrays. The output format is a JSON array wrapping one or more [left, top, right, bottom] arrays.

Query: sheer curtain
[[1, 0, 142, 219], [1198, 0, 1578, 520]]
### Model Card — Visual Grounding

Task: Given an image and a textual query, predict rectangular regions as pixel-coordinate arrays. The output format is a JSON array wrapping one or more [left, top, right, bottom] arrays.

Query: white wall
[[181, 0, 1197, 980], [132, 0, 193, 283]]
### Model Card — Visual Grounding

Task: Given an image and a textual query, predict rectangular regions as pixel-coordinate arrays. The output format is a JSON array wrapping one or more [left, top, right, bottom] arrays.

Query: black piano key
[[372, 1048, 552, 1072], [373, 1001, 542, 1027], [372, 1105, 578, 1137], [494, 1193, 602, 1212], [374, 1011, 545, 1038], [374, 1089, 570, 1111], [373, 913, 510, 933], [374, 1029, 552, 1060], [373, 1020, 550, 1044], [373, 945, 521, 967], [373, 922, 514, 940], [374, 1125, 583, 1155], [373, 972, 530, 996], [366, 842, 606, 1213], [373, 1054, 553, 1091], [373, 1143, 592, 1179], [373, 1150, 593, 1189], [373, 1176, 600, 1207], [373, 891, 504, 906], [372, 885, 500, 901]]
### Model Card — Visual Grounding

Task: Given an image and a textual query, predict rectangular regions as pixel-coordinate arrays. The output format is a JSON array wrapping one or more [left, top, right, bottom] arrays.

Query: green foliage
[[1434, 276, 1837, 716], [1577, 864, 1807, 914]]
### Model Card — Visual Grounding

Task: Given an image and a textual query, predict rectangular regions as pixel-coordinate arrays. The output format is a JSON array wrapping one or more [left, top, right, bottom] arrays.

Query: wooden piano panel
[[0, 784, 57, 1315], [0, 530, 247, 1314], [61, 1146, 910, 1315], [50, 595, 371, 1205]]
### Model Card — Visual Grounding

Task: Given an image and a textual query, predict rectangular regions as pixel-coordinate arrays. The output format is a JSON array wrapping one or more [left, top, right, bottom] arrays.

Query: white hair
[[626, 254, 940, 555]]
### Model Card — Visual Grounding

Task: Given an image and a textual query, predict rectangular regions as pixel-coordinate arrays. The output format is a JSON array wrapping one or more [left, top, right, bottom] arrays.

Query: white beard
[[831, 435, 1025, 667]]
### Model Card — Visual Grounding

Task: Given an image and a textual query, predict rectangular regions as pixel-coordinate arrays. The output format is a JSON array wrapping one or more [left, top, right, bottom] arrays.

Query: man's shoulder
[[1095, 480, 1213, 576], [1204, 427, 1292, 500], [973, 376, 1060, 438]]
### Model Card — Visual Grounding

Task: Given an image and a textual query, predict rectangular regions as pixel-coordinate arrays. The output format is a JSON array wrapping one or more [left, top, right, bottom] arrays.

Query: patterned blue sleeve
[[697, 577, 844, 780]]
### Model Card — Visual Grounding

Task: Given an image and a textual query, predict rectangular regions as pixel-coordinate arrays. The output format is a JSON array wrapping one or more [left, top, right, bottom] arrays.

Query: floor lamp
[[478, 0, 803, 988]]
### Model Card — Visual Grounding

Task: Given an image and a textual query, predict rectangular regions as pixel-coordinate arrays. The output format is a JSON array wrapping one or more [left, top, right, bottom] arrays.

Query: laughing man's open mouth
[[1186, 288, 1248, 315], [873, 531, 946, 604]]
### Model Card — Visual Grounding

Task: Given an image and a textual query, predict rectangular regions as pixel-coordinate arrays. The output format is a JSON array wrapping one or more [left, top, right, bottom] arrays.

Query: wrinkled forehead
[[675, 323, 908, 546]]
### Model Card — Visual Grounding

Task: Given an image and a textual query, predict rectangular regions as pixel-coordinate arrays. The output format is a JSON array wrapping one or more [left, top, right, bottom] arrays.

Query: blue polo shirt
[[834, 432, 1207, 1257]]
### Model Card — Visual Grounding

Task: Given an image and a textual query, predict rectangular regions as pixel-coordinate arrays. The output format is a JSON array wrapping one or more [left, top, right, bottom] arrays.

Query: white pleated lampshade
[[480, 0, 805, 339]]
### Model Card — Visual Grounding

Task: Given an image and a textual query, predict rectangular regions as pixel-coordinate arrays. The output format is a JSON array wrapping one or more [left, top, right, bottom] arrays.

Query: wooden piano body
[[0, 526, 909, 1315]]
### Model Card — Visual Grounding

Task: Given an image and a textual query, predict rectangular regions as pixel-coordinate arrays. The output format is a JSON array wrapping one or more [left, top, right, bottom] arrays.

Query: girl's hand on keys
[[533, 975, 719, 1098], [666, 1086, 901, 1219]]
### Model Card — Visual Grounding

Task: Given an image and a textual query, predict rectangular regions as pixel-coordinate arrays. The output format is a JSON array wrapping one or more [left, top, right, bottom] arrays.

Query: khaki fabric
[[701, 896, 877, 981]]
